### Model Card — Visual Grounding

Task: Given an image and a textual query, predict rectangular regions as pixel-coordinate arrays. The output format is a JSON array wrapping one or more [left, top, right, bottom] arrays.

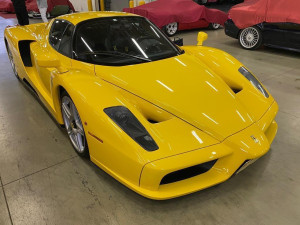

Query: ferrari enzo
[[4, 12, 278, 200]]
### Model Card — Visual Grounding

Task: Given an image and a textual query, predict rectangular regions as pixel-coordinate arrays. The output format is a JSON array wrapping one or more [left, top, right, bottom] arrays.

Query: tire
[[61, 91, 89, 157], [164, 22, 178, 37], [238, 26, 263, 50], [209, 23, 220, 30], [5, 40, 20, 80]]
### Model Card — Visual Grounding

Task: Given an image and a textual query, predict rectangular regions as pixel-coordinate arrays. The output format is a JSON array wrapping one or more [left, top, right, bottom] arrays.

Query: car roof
[[56, 11, 139, 25]]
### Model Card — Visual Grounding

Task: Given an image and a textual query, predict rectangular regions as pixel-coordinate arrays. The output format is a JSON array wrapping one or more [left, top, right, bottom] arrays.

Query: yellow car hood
[[95, 53, 254, 141]]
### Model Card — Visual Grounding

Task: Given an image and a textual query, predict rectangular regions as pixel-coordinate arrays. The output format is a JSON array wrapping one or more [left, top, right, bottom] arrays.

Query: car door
[[282, 23, 300, 50], [262, 22, 288, 47], [37, 19, 73, 98]]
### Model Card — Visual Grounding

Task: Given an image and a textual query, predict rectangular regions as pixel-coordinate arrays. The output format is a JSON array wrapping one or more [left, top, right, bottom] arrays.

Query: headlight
[[104, 106, 158, 151], [238, 67, 269, 98]]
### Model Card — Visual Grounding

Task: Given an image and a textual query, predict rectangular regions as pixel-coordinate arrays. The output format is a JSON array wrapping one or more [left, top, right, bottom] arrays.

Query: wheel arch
[[52, 74, 131, 126], [238, 24, 263, 37], [52, 85, 67, 125], [52, 76, 152, 184]]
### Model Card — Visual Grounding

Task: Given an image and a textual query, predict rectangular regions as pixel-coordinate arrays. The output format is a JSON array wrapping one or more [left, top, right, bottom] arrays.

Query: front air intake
[[231, 88, 242, 94], [160, 160, 217, 185]]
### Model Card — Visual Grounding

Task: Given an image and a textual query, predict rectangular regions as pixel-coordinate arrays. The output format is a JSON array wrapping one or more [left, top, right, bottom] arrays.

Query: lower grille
[[160, 160, 217, 185]]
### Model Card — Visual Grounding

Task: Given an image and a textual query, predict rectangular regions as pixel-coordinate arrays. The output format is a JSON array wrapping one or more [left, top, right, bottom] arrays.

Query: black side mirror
[[173, 37, 183, 46]]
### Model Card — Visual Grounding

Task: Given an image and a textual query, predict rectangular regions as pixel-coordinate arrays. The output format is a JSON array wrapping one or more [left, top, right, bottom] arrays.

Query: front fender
[[182, 46, 275, 121], [52, 70, 149, 188], [4, 23, 46, 48]]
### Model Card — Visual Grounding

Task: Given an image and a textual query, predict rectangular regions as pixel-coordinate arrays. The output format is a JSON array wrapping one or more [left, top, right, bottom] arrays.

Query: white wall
[[111, 0, 156, 11], [133, 0, 155, 7], [69, 0, 98, 12], [111, 0, 128, 11], [69, 0, 89, 11]]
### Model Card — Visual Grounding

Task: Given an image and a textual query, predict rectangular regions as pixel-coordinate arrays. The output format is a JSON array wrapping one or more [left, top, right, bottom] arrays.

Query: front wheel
[[238, 26, 263, 50], [209, 23, 220, 30], [164, 22, 178, 37], [61, 92, 89, 157]]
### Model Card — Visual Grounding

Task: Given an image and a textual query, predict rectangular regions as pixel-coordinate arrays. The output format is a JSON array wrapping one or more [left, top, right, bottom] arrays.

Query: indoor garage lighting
[[131, 38, 148, 58]]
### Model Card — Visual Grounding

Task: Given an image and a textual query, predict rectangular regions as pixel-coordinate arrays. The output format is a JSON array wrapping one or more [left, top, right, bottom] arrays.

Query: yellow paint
[[197, 32, 208, 46], [139, 1, 145, 5], [87, 0, 93, 11], [100, 0, 105, 11], [129, 0, 134, 8], [4, 12, 278, 200]]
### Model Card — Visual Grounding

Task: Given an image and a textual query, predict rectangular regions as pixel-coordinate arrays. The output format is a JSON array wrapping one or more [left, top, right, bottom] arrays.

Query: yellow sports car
[[4, 12, 278, 200]]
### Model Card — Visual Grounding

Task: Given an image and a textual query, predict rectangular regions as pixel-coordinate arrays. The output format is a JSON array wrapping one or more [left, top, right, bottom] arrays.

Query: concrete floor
[[0, 16, 300, 225]]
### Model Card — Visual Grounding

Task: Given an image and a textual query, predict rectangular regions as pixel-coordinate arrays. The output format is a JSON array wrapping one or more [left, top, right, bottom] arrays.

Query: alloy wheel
[[211, 23, 220, 30], [61, 96, 86, 153], [165, 22, 178, 36], [239, 27, 260, 49]]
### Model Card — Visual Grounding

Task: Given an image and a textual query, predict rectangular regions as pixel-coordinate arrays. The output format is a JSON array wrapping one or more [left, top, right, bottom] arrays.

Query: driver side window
[[49, 20, 73, 57]]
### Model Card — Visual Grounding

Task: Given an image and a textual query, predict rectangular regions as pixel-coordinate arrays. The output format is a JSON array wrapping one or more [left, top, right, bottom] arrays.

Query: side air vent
[[19, 40, 34, 67], [160, 159, 217, 185], [147, 119, 159, 124], [231, 88, 242, 94]]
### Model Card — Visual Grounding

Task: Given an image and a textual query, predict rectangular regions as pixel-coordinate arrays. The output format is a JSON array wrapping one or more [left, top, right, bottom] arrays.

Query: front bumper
[[136, 101, 278, 200], [225, 19, 240, 39]]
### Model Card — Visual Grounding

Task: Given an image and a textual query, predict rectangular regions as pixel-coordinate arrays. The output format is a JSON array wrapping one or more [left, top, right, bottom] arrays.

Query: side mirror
[[36, 52, 67, 73], [197, 32, 208, 46], [173, 37, 183, 46], [36, 52, 60, 68]]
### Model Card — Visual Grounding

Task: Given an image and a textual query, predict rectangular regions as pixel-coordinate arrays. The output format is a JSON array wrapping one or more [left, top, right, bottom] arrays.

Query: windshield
[[73, 16, 182, 66]]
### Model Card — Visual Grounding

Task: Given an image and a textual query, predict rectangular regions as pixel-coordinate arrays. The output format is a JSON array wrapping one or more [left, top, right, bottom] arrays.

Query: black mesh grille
[[160, 160, 217, 185]]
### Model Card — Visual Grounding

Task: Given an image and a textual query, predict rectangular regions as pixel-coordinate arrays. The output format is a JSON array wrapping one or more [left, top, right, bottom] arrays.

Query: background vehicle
[[225, 0, 300, 51], [4, 12, 277, 200], [0, 0, 75, 17], [195, 0, 243, 5], [124, 0, 228, 36]]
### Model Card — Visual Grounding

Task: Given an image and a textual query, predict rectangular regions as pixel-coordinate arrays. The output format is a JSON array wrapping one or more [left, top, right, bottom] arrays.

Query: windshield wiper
[[79, 51, 151, 62]]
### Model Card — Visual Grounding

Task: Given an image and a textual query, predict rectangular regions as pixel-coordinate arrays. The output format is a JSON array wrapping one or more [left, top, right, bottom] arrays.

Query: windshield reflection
[[73, 16, 182, 66]]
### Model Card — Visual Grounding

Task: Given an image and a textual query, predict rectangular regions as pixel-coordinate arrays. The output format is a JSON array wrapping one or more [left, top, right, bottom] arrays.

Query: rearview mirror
[[36, 52, 67, 73], [36, 52, 60, 68], [197, 32, 208, 46]]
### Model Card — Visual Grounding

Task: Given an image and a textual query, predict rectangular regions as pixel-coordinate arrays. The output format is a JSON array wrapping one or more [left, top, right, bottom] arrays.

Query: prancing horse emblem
[[251, 135, 259, 143]]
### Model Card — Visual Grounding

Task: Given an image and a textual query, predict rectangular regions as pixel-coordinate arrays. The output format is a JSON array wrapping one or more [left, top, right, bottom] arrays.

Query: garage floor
[[0, 16, 300, 225]]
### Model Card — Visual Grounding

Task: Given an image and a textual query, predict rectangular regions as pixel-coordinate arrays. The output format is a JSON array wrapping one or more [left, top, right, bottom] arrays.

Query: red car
[[124, 0, 228, 36], [196, 0, 244, 5], [0, 0, 14, 12], [225, 0, 300, 51], [0, 0, 74, 17]]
